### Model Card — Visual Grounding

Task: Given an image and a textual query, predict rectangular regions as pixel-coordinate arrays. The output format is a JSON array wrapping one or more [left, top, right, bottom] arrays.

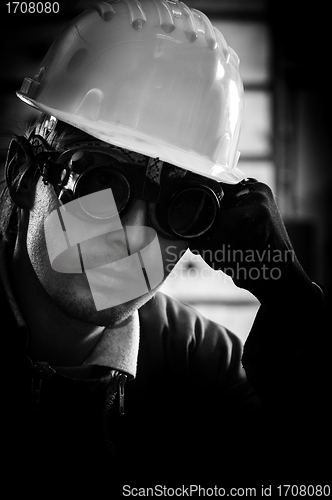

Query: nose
[[104, 199, 152, 255]]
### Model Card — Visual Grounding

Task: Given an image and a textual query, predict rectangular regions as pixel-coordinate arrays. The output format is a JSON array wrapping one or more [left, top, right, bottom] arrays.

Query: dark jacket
[[1, 239, 330, 492]]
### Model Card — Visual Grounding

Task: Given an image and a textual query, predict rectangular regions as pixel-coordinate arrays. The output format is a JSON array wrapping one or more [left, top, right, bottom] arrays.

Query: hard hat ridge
[[90, 0, 228, 53], [119, 0, 146, 31], [87, 0, 211, 45], [87, 1, 116, 22]]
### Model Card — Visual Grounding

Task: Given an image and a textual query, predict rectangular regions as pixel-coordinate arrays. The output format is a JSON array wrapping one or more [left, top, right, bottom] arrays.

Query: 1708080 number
[[6, 2, 59, 13], [277, 485, 330, 497]]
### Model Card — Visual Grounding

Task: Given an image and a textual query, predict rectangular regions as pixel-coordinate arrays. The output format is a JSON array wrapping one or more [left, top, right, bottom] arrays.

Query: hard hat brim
[[17, 92, 245, 185]]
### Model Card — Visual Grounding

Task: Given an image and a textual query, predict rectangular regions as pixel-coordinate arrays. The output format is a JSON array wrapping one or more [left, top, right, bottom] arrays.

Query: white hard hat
[[17, 0, 245, 183]]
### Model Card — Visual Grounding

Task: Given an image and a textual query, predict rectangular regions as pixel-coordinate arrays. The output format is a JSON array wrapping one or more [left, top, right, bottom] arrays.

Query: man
[[1, 0, 329, 493]]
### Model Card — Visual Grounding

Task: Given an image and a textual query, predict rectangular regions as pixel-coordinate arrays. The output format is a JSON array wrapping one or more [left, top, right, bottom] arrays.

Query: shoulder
[[138, 291, 243, 378], [139, 291, 234, 342]]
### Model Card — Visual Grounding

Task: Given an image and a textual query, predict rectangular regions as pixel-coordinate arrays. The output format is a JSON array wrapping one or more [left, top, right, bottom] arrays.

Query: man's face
[[24, 175, 189, 327]]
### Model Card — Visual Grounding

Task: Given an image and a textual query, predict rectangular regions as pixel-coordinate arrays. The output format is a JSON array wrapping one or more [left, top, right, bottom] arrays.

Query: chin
[[56, 285, 155, 327], [45, 269, 162, 326]]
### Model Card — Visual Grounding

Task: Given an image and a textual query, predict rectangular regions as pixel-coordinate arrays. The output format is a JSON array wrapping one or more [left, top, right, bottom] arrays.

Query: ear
[[5, 137, 36, 209]]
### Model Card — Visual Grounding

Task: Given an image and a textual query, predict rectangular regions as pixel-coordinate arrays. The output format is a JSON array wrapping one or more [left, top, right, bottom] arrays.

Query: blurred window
[[214, 21, 271, 84], [213, 18, 274, 191]]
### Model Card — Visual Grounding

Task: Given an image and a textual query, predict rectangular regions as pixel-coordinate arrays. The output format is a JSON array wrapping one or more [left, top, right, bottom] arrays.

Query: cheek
[[25, 182, 84, 286], [26, 183, 55, 273], [26, 198, 95, 306]]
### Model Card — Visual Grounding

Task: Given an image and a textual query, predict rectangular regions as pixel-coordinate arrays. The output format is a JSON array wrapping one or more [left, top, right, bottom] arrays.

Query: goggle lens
[[168, 188, 217, 238], [76, 167, 130, 218]]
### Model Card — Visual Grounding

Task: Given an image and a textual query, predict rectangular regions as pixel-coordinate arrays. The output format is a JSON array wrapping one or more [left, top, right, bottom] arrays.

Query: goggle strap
[[38, 158, 69, 187], [142, 158, 164, 203]]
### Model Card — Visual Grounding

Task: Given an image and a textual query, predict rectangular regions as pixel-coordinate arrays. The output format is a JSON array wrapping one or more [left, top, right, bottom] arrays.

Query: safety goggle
[[38, 146, 224, 240]]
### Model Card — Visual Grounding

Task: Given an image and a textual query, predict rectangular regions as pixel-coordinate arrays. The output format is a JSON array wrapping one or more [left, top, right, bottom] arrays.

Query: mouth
[[84, 252, 152, 310], [87, 253, 145, 282], [78, 239, 129, 270]]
